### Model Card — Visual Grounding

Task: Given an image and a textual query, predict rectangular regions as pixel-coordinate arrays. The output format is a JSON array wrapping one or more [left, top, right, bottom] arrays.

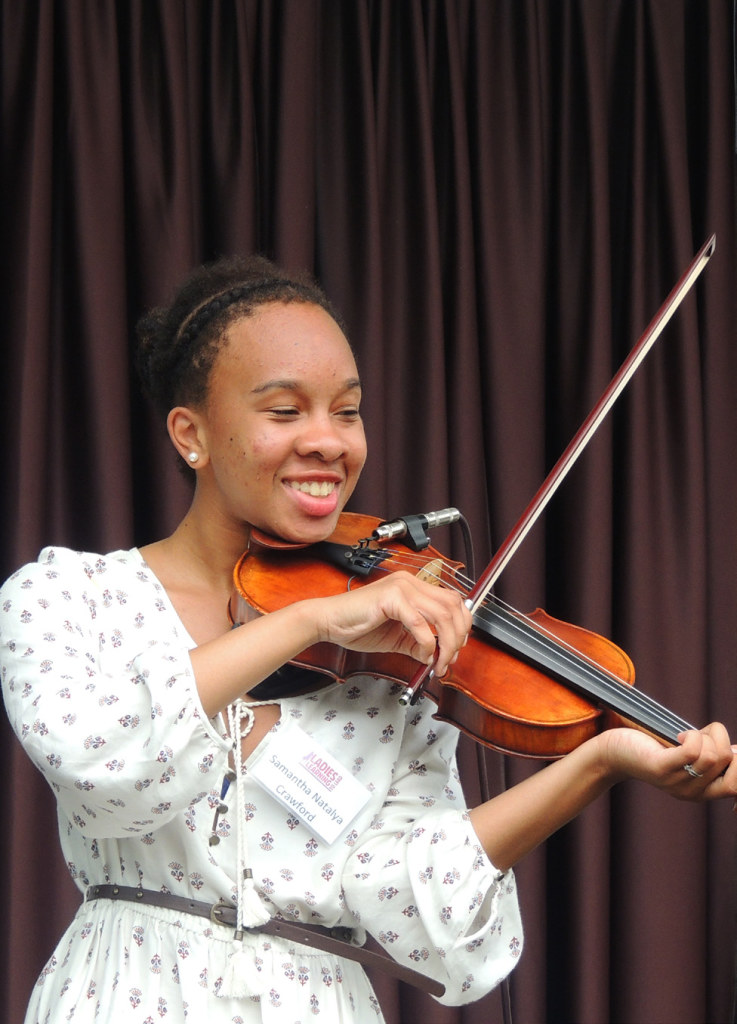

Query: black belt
[[85, 884, 444, 998]]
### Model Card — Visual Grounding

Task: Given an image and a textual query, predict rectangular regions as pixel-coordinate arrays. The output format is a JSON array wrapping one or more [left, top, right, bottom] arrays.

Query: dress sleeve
[[0, 548, 231, 838], [340, 698, 523, 1006]]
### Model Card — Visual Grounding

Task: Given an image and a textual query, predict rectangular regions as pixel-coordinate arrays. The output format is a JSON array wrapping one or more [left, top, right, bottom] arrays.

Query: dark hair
[[135, 254, 346, 418]]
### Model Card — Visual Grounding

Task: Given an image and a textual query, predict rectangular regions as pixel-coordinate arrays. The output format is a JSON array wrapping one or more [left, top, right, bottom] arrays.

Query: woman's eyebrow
[[252, 377, 362, 394]]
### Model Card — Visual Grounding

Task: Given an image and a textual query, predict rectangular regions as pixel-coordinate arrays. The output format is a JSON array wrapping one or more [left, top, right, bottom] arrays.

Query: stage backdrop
[[2, 2, 736, 1022]]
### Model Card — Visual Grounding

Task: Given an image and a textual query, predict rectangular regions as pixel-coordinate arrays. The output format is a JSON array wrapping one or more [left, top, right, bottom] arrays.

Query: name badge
[[248, 724, 370, 844]]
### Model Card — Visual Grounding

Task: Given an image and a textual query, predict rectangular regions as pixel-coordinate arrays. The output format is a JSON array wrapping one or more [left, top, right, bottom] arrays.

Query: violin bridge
[[415, 557, 444, 586]]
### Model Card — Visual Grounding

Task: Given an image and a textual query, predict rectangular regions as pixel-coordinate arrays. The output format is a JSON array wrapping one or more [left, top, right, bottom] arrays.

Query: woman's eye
[[270, 407, 300, 417]]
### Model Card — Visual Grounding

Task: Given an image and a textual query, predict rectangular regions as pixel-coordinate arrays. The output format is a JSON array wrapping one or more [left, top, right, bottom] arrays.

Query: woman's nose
[[295, 414, 346, 459]]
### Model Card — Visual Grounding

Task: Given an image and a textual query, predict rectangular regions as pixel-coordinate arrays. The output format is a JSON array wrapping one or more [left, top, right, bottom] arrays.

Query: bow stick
[[402, 233, 716, 705]]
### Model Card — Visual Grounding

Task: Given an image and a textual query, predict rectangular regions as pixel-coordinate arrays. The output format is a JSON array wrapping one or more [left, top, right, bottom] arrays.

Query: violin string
[[475, 595, 690, 736], [422, 554, 692, 737], [365, 550, 475, 591], [371, 547, 692, 740], [472, 595, 693, 738]]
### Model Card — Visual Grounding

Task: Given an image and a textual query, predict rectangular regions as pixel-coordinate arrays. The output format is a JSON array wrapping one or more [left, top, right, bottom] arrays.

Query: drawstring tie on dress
[[219, 699, 272, 998]]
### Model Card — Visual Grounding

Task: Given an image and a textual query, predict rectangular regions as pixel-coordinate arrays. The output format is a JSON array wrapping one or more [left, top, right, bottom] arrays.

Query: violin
[[231, 510, 694, 759], [231, 235, 717, 761]]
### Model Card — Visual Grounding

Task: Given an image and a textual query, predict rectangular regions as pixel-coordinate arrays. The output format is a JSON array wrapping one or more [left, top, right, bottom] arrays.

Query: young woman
[[2, 255, 734, 1022]]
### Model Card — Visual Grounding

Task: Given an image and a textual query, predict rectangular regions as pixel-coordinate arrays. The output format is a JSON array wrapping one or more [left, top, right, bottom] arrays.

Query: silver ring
[[683, 763, 703, 779]]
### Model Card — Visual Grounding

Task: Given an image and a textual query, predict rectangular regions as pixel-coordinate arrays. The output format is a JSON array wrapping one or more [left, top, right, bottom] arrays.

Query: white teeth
[[290, 480, 336, 497]]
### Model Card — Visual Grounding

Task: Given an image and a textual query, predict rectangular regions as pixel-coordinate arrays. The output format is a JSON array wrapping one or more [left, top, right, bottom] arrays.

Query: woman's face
[[194, 300, 367, 544]]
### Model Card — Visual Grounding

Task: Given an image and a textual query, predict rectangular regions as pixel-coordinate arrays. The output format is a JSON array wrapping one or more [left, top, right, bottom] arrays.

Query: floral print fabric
[[0, 547, 523, 1022]]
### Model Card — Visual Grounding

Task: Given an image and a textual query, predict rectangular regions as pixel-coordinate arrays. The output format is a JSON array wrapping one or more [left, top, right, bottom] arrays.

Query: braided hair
[[135, 255, 346, 419]]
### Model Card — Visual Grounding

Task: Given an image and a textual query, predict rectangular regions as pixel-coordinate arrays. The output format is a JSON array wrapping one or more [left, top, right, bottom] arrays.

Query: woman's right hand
[[311, 571, 472, 679]]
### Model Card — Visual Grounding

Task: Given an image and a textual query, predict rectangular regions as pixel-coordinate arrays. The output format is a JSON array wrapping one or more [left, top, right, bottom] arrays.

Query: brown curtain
[[2, 2, 736, 1021]]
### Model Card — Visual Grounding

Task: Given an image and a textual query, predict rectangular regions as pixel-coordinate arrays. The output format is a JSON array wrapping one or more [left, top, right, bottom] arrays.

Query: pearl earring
[[188, 451, 199, 464]]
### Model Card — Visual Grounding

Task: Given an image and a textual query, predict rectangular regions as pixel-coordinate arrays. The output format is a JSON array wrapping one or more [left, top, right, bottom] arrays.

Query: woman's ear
[[167, 406, 209, 468]]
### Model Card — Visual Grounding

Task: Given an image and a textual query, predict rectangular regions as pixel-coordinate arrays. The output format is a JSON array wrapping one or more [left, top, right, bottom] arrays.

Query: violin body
[[232, 512, 647, 760]]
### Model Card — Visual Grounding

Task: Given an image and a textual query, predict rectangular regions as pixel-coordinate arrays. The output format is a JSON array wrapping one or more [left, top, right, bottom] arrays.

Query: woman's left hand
[[599, 721, 737, 801]]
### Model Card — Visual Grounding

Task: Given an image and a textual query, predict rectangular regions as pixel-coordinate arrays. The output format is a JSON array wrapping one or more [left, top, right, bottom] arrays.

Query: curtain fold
[[2, 2, 735, 1021]]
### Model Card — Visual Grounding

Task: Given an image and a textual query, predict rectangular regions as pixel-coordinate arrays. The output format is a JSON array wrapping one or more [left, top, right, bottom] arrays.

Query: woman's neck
[[139, 507, 252, 645]]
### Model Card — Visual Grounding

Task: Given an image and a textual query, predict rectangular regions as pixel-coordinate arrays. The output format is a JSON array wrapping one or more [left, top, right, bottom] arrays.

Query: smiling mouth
[[289, 480, 337, 498]]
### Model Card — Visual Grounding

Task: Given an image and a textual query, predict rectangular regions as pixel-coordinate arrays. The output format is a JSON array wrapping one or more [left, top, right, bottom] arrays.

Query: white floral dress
[[0, 547, 523, 1023]]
